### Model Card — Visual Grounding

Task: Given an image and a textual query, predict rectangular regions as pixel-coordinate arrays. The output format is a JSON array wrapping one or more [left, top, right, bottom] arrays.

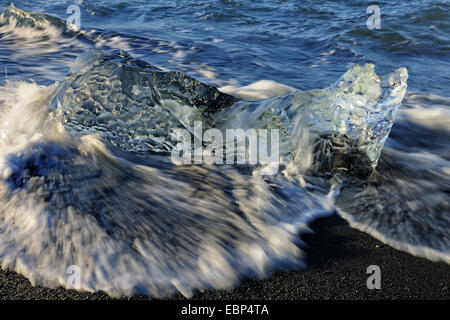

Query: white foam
[[219, 80, 295, 100], [0, 79, 336, 298], [337, 207, 450, 264]]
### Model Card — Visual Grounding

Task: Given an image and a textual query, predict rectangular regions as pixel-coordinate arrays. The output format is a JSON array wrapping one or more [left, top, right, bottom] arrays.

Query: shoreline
[[0, 214, 448, 300]]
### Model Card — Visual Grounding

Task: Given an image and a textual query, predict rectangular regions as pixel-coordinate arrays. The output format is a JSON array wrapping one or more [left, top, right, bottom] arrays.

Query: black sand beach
[[0, 214, 448, 300]]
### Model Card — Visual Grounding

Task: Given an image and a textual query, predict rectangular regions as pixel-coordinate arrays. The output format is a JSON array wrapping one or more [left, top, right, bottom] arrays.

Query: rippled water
[[0, 1, 448, 297]]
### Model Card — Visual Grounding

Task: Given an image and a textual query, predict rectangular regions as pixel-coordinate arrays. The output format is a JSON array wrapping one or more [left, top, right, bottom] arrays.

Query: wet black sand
[[0, 214, 448, 300]]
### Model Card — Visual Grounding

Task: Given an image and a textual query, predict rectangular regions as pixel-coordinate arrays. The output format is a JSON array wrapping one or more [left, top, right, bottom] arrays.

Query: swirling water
[[0, 1, 448, 297]]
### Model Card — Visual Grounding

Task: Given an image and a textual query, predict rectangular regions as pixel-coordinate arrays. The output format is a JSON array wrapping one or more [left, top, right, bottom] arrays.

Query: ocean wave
[[0, 4, 139, 83], [0, 47, 425, 298], [0, 77, 334, 297]]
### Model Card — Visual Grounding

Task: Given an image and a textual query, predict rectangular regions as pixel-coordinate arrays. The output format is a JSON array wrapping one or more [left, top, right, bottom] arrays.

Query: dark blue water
[[1, 0, 449, 95]]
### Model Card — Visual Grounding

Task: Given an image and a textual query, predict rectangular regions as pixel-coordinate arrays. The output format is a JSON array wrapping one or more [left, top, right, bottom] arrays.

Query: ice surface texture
[[51, 50, 408, 178], [50, 50, 237, 153]]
